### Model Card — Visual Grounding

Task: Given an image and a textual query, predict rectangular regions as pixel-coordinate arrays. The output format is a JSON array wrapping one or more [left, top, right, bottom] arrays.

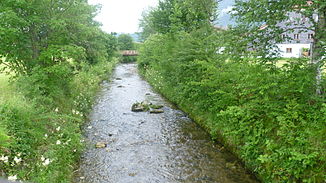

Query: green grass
[[275, 59, 288, 67], [0, 60, 17, 104], [0, 73, 15, 103], [276, 58, 326, 73], [0, 73, 14, 152], [0, 73, 9, 98], [0, 60, 117, 182]]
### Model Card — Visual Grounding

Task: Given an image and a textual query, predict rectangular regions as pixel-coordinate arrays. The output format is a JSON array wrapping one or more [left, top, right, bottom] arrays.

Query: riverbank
[[137, 33, 325, 183], [0, 60, 117, 182], [139, 63, 326, 183]]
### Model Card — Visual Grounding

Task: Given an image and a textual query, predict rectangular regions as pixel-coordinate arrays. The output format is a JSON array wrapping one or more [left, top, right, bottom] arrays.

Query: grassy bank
[[0, 59, 117, 182], [138, 33, 326, 183], [0, 73, 12, 149]]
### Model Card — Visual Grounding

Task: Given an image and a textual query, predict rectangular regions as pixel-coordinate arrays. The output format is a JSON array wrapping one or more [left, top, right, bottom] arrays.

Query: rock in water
[[150, 109, 164, 114], [141, 100, 152, 106], [131, 102, 150, 112], [150, 104, 164, 109], [131, 103, 144, 112], [95, 142, 107, 148]]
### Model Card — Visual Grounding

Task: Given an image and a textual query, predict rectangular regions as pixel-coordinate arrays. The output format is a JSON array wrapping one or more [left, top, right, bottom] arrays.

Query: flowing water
[[75, 63, 259, 183]]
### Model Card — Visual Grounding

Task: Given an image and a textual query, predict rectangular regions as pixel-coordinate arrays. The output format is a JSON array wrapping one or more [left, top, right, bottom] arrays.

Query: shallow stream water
[[75, 63, 258, 183]]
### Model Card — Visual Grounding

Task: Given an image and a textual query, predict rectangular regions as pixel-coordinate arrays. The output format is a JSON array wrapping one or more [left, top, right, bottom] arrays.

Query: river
[[75, 63, 258, 183]]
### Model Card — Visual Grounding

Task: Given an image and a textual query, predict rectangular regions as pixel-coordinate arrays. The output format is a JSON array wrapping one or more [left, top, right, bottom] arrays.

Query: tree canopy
[[233, 0, 325, 59], [231, 0, 326, 94], [117, 34, 134, 50], [139, 0, 218, 40], [0, 0, 116, 75]]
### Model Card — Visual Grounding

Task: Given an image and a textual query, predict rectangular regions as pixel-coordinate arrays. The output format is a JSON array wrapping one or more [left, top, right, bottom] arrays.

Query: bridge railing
[[120, 50, 138, 56]]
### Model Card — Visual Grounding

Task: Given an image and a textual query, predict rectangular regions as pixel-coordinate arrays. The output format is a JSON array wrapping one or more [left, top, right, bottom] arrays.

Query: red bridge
[[121, 50, 138, 56]]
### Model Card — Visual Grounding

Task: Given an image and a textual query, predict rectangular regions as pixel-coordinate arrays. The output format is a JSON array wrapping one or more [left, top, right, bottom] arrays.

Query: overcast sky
[[88, 0, 158, 33]]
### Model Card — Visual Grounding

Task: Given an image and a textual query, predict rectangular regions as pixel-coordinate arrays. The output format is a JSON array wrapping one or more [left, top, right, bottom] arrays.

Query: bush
[[0, 60, 117, 182], [120, 56, 137, 63], [138, 32, 326, 182]]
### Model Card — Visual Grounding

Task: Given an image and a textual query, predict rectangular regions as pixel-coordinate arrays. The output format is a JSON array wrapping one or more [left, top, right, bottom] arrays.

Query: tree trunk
[[311, 8, 325, 95]]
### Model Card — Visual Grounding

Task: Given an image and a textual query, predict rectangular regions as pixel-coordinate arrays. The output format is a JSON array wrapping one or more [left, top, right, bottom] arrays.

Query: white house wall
[[276, 43, 311, 58]]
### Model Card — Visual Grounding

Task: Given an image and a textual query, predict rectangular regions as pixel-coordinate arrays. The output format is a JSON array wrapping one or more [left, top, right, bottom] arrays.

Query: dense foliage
[[117, 34, 137, 63], [0, 0, 118, 182], [0, 60, 117, 182], [232, 0, 326, 95], [138, 0, 326, 182], [0, 0, 116, 74], [117, 34, 135, 50]]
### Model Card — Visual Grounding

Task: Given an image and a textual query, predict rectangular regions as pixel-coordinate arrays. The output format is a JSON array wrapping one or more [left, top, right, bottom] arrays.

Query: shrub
[[0, 60, 117, 182], [138, 32, 326, 182]]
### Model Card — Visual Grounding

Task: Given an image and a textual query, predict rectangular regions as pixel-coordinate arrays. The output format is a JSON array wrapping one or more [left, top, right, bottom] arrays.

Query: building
[[275, 7, 317, 58]]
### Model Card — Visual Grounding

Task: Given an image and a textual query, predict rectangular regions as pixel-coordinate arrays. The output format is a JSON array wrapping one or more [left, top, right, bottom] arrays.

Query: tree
[[117, 34, 134, 50], [0, 0, 110, 75], [232, 0, 326, 94], [139, 9, 157, 41], [139, 0, 175, 41], [139, 0, 218, 41], [170, 0, 218, 33], [105, 33, 118, 59]]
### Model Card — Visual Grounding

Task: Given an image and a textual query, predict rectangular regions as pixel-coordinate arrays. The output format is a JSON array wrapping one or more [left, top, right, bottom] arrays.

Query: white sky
[[88, 0, 158, 33]]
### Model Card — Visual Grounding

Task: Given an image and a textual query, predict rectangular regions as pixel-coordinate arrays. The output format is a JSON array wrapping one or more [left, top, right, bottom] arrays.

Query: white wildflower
[[56, 126, 61, 131], [14, 156, 22, 164], [42, 158, 51, 166], [7, 175, 17, 181], [44, 134, 48, 138], [56, 140, 61, 145], [0, 155, 8, 163], [64, 139, 71, 145], [54, 108, 59, 112], [17, 153, 21, 157], [87, 126, 92, 129], [41, 155, 45, 162], [73, 149, 77, 152]]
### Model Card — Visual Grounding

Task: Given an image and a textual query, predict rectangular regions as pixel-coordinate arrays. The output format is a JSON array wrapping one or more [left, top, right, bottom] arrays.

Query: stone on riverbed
[[95, 142, 107, 148], [150, 109, 164, 114], [131, 101, 164, 113], [150, 104, 164, 109], [131, 101, 150, 112]]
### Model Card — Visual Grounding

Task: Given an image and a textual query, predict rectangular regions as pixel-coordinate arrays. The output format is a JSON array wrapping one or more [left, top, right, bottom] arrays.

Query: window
[[286, 48, 292, 53], [294, 34, 299, 39], [308, 34, 314, 39]]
